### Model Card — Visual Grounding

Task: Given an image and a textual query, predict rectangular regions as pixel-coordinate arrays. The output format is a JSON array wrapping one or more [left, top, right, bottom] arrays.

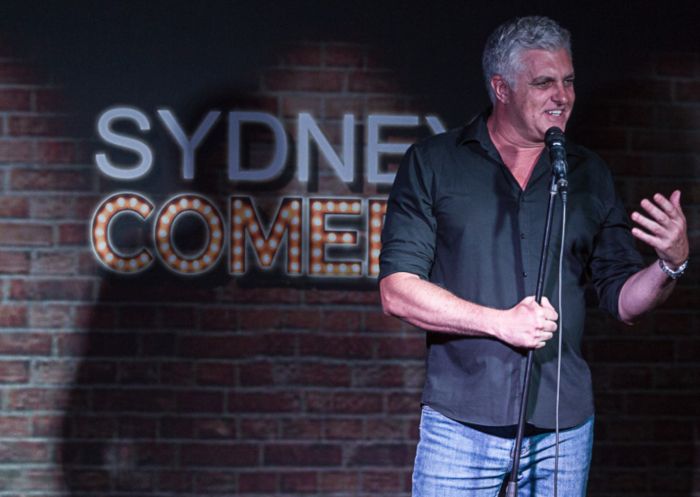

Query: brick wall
[[0, 39, 698, 497]]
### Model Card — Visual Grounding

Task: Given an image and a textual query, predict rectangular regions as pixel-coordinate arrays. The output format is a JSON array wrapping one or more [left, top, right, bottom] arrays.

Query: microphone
[[545, 127, 568, 194]]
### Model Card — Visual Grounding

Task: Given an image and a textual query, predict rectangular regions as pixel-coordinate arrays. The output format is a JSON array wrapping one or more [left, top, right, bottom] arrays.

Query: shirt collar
[[457, 108, 583, 158]]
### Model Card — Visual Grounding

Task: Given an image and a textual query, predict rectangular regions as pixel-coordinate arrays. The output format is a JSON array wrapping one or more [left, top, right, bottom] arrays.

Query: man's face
[[503, 48, 575, 143]]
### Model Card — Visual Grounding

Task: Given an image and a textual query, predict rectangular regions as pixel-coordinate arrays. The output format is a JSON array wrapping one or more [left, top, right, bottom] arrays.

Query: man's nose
[[552, 83, 571, 104]]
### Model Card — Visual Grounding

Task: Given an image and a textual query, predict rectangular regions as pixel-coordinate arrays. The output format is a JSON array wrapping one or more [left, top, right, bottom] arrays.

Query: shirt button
[[520, 233, 526, 239], [522, 271, 528, 278]]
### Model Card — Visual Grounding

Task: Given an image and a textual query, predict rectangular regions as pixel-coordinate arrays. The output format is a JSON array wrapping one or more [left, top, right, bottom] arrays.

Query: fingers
[[631, 210, 662, 236], [540, 297, 559, 319], [670, 190, 681, 209], [640, 197, 670, 224]]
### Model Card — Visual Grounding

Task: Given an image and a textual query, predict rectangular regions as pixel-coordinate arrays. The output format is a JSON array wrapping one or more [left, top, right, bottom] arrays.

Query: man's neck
[[487, 114, 543, 189]]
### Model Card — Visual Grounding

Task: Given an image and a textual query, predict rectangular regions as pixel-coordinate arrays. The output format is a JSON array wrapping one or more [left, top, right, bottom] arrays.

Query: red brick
[[0, 441, 50, 463], [238, 361, 273, 386], [56, 332, 138, 356], [0, 63, 37, 84], [284, 309, 321, 330], [366, 418, 409, 439], [239, 471, 278, 492], [58, 222, 87, 245], [29, 195, 76, 219], [279, 44, 322, 66], [157, 471, 193, 492], [34, 88, 69, 112], [91, 389, 176, 412], [194, 471, 237, 492], [228, 392, 301, 413], [352, 364, 406, 387], [239, 417, 277, 439], [68, 416, 117, 438], [73, 304, 117, 329], [281, 95, 322, 117], [305, 289, 380, 305], [0, 360, 29, 382], [0, 251, 30, 273], [348, 71, 401, 93], [28, 304, 71, 328], [180, 443, 258, 467], [32, 360, 78, 385], [160, 306, 199, 329], [0, 332, 50, 354], [10, 279, 95, 301], [362, 470, 402, 491], [7, 387, 76, 410], [196, 362, 236, 385], [0, 89, 31, 111], [324, 418, 363, 440], [325, 96, 367, 117], [0, 416, 30, 437], [319, 471, 360, 492], [35, 140, 79, 164], [176, 390, 224, 413], [376, 336, 425, 359], [299, 335, 374, 358], [7, 115, 70, 137], [320, 310, 362, 332], [10, 168, 92, 191], [118, 361, 158, 383], [263, 69, 345, 92], [279, 418, 323, 439], [0, 222, 52, 246], [238, 308, 286, 330], [324, 44, 366, 67], [0, 196, 29, 217], [346, 443, 415, 467], [280, 471, 317, 492], [31, 251, 77, 274], [160, 362, 196, 385], [0, 304, 27, 327], [264, 443, 342, 466], [193, 418, 237, 439], [180, 334, 296, 358], [0, 140, 33, 162], [387, 392, 422, 414], [305, 391, 382, 414]]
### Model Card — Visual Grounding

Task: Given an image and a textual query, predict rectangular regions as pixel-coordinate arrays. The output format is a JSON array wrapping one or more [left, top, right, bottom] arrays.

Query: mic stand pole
[[505, 172, 562, 497]]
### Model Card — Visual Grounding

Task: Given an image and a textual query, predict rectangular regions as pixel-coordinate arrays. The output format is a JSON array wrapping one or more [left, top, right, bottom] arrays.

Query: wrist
[[658, 258, 688, 280]]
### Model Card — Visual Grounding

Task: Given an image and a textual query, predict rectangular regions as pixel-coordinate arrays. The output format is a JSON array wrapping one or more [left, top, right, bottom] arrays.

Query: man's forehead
[[518, 48, 574, 76]]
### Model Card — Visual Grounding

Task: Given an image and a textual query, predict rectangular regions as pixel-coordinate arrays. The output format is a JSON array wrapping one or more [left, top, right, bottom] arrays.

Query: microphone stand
[[505, 171, 567, 497]]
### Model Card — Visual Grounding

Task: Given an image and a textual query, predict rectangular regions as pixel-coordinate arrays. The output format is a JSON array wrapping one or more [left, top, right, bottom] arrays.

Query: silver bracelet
[[658, 258, 688, 280]]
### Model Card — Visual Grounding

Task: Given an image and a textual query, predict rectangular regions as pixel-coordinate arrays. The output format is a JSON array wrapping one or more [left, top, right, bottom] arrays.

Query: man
[[379, 16, 689, 496]]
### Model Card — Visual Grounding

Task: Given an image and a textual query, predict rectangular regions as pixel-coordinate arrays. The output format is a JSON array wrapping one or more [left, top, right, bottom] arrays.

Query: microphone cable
[[553, 189, 567, 497]]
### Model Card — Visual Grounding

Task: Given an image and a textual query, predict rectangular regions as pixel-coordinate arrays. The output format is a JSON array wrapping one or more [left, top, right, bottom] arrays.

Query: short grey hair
[[482, 16, 572, 103]]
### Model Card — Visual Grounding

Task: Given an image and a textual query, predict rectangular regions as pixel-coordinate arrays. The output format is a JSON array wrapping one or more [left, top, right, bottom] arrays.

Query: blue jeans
[[413, 405, 593, 497]]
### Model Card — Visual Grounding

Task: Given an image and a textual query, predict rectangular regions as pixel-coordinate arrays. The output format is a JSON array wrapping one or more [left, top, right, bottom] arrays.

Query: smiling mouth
[[546, 110, 564, 117]]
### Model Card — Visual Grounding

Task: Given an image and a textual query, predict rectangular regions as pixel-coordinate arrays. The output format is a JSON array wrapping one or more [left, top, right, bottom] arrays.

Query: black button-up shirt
[[379, 112, 644, 429]]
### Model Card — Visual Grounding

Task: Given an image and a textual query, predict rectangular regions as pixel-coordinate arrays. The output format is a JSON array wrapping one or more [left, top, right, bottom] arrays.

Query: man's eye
[[533, 81, 551, 88], [564, 79, 575, 87]]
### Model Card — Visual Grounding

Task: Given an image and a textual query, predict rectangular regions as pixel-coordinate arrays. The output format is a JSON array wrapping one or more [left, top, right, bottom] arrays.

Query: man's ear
[[490, 75, 510, 104]]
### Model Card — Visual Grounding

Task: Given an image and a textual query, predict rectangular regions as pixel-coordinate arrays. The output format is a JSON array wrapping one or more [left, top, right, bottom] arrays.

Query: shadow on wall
[[56, 42, 425, 495]]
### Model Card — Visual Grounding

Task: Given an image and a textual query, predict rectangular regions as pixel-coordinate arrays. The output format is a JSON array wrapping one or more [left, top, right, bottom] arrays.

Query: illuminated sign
[[91, 107, 442, 278]]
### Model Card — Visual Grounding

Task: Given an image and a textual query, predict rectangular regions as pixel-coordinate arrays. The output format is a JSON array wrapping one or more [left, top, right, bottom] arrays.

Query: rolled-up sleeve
[[379, 144, 437, 281], [588, 182, 645, 320]]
